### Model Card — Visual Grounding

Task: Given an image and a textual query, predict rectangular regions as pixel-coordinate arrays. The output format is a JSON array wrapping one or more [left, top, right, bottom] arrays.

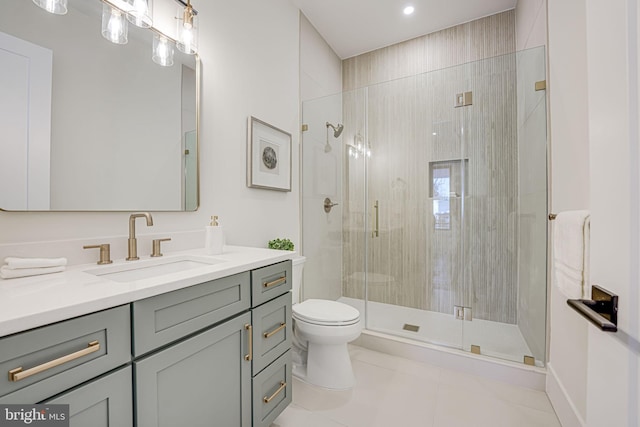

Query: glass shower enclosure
[[301, 46, 548, 366]]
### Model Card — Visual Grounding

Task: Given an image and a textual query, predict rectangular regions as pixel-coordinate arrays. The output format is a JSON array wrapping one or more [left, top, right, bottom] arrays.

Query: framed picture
[[247, 116, 292, 192]]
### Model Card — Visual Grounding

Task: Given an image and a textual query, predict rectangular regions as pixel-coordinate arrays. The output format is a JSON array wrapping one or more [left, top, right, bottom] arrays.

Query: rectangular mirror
[[0, 0, 199, 211]]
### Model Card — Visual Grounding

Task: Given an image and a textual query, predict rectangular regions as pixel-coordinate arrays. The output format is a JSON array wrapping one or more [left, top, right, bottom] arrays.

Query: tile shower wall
[[341, 11, 520, 324]]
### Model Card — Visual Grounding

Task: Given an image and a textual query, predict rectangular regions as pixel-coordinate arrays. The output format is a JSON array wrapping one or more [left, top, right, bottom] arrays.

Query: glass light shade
[[127, 0, 152, 28], [32, 0, 67, 15], [152, 35, 174, 67], [176, 5, 198, 54], [101, 4, 128, 45]]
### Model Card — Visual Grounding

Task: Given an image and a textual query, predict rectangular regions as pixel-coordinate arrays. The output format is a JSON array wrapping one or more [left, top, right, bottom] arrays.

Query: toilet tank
[[291, 256, 306, 304]]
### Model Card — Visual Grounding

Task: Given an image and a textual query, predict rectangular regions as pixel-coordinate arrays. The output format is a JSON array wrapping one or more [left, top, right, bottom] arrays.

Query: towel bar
[[567, 285, 618, 332]]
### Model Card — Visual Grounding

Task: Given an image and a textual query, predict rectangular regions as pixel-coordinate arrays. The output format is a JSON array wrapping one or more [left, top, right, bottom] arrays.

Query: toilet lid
[[293, 299, 360, 326]]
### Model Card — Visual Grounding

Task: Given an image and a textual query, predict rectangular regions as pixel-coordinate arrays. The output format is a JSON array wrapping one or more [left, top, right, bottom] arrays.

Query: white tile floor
[[272, 345, 561, 427]]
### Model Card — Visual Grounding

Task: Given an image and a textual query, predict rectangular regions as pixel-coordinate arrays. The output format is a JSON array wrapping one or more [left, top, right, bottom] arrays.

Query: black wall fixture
[[567, 285, 618, 332]]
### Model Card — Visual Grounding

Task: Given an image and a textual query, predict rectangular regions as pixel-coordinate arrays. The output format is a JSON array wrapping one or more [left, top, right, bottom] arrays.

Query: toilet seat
[[293, 299, 360, 326]]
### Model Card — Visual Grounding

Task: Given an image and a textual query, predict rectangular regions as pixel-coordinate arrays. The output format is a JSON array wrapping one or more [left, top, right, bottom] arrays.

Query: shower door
[[301, 47, 548, 367], [461, 47, 548, 366], [362, 68, 466, 350]]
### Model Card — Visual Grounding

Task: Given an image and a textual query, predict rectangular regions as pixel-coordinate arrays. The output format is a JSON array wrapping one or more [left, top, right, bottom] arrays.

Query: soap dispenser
[[205, 215, 224, 255]]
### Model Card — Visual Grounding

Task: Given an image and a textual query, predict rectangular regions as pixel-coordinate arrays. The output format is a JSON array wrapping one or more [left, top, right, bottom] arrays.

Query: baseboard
[[546, 363, 587, 427]]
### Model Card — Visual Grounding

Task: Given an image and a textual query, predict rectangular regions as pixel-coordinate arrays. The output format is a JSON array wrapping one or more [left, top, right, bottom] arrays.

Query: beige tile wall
[[341, 11, 520, 324]]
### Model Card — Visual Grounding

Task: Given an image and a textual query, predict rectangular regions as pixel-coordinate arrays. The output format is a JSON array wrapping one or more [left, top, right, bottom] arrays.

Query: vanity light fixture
[[127, 0, 153, 28], [32, 0, 68, 15], [102, 3, 128, 44], [152, 34, 174, 67], [176, 0, 198, 54]]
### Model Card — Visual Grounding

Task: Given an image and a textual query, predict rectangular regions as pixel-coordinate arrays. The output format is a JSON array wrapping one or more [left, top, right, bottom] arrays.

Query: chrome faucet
[[127, 212, 154, 261]]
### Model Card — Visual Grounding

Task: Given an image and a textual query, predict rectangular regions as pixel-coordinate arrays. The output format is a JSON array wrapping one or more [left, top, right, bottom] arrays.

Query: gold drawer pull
[[8, 341, 100, 382], [263, 323, 286, 339], [263, 276, 286, 288], [263, 381, 287, 403], [244, 324, 253, 361]]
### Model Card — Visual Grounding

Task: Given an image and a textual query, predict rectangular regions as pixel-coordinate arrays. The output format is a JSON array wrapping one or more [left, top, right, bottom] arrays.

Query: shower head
[[326, 122, 344, 138]]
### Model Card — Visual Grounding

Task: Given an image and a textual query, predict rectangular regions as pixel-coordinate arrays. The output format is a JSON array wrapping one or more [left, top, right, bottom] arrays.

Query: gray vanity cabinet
[[251, 292, 292, 374], [0, 259, 293, 427], [44, 366, 133, 427], [131, 270, 253, 426], [0, 305, 131, 404], [0, 305, 132, 426], [134, 312, 252, 427], [250, 261, 293, 427], [131, 272, 251, 357]]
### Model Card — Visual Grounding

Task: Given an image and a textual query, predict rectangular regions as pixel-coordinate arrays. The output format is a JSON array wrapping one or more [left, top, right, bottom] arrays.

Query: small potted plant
[[268, 238, 294, 251]]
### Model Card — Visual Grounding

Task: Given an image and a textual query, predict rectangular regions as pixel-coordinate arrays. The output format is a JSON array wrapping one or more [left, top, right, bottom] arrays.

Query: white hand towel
[[3, 257, 67, 270], [0, 265, 66, 279], [553, 210, 590, 299]]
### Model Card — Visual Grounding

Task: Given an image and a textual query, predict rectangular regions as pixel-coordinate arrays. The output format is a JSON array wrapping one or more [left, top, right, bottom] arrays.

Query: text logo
[[0, 405, 69, 427]]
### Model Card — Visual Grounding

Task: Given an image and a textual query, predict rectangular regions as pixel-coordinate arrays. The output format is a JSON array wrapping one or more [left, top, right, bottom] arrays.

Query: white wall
[[0, 0, 301, 263], [299, 13, 343, 301], [584, 1, 639, 425], [546, 0, 590, 425]]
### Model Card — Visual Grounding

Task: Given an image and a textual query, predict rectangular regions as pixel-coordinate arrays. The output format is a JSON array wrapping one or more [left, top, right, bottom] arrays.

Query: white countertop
[[0, 246, 294, 338]]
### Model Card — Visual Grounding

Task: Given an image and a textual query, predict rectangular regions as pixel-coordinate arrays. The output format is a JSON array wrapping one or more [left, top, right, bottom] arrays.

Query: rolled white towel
[[3, 257, 67, 270], [0, 265, 66, 279]]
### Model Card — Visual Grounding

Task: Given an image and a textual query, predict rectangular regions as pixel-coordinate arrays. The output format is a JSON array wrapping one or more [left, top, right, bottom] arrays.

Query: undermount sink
[[86, 255, 225, 282]]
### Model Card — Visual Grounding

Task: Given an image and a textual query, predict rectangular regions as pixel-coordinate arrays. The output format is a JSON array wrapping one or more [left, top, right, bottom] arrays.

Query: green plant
[[268, 238, 294, 251]]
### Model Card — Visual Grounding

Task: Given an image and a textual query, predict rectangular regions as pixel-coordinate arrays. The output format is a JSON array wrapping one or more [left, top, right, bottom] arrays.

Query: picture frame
[[247, 116, 292, 192]]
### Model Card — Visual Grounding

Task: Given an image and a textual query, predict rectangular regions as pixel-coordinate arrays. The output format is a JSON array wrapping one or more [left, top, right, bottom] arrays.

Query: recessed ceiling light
[[403, 5, 415, 15]]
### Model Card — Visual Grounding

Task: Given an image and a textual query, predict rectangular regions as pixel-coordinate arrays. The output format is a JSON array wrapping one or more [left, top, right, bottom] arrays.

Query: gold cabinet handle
[[8, 341, 100, 382], [263, 381, 287, 403], [244, 324, 253, 361], [263, 323, 286, 339], [263, 276, 286, 288]]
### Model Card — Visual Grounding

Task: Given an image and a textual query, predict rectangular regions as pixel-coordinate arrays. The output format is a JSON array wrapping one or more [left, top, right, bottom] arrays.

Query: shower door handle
[[373, 200, 379, 238]]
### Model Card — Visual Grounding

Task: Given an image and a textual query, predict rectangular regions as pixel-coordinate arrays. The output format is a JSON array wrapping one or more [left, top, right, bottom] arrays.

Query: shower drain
[[402, 323, 420, 332]]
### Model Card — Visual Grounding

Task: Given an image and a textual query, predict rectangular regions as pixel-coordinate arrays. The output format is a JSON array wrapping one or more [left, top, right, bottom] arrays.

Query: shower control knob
[[324, 198, 339, 213]]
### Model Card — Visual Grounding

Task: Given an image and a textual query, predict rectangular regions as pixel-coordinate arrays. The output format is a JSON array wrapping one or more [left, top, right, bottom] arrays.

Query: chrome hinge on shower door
[[453, 306, 472, 321]]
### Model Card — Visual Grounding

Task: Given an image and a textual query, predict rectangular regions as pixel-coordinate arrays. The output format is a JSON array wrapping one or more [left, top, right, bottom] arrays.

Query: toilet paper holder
[[567, 285, 618, 332]]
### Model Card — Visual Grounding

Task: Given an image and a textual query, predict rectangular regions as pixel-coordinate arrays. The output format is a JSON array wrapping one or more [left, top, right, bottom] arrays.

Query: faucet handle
[[83, 244, 113, 265], [151, 238, 171, 257]]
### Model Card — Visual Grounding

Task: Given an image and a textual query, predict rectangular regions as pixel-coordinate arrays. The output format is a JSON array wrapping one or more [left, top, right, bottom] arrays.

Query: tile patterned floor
[[272, 346, 561, 427]]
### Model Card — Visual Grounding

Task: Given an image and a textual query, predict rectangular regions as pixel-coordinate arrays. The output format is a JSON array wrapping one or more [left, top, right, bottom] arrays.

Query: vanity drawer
[[0, 305, 131, 404], [252, 350, 292, 427], [252, 292, 292, 374], [44, 365, 133, 427], [251, 261, 292, 306], [132, 271, 250, 357]]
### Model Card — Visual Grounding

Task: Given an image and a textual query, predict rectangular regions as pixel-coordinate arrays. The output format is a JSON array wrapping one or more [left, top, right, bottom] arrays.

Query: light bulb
[[127, 0, 153, 28], [176, 3, 198, 54], [153, 35, 174, 67], [102, 5, 128, 44]]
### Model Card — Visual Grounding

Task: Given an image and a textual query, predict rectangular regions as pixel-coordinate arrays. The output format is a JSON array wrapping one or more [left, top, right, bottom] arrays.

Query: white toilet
[[291, 256, 362, 390]]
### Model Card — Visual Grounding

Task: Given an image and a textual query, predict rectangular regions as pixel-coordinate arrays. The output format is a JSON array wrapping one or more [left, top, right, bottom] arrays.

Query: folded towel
[[3, 257, 67, 270], [0, 265, 66, 279], [553, 210, 590, 299]]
